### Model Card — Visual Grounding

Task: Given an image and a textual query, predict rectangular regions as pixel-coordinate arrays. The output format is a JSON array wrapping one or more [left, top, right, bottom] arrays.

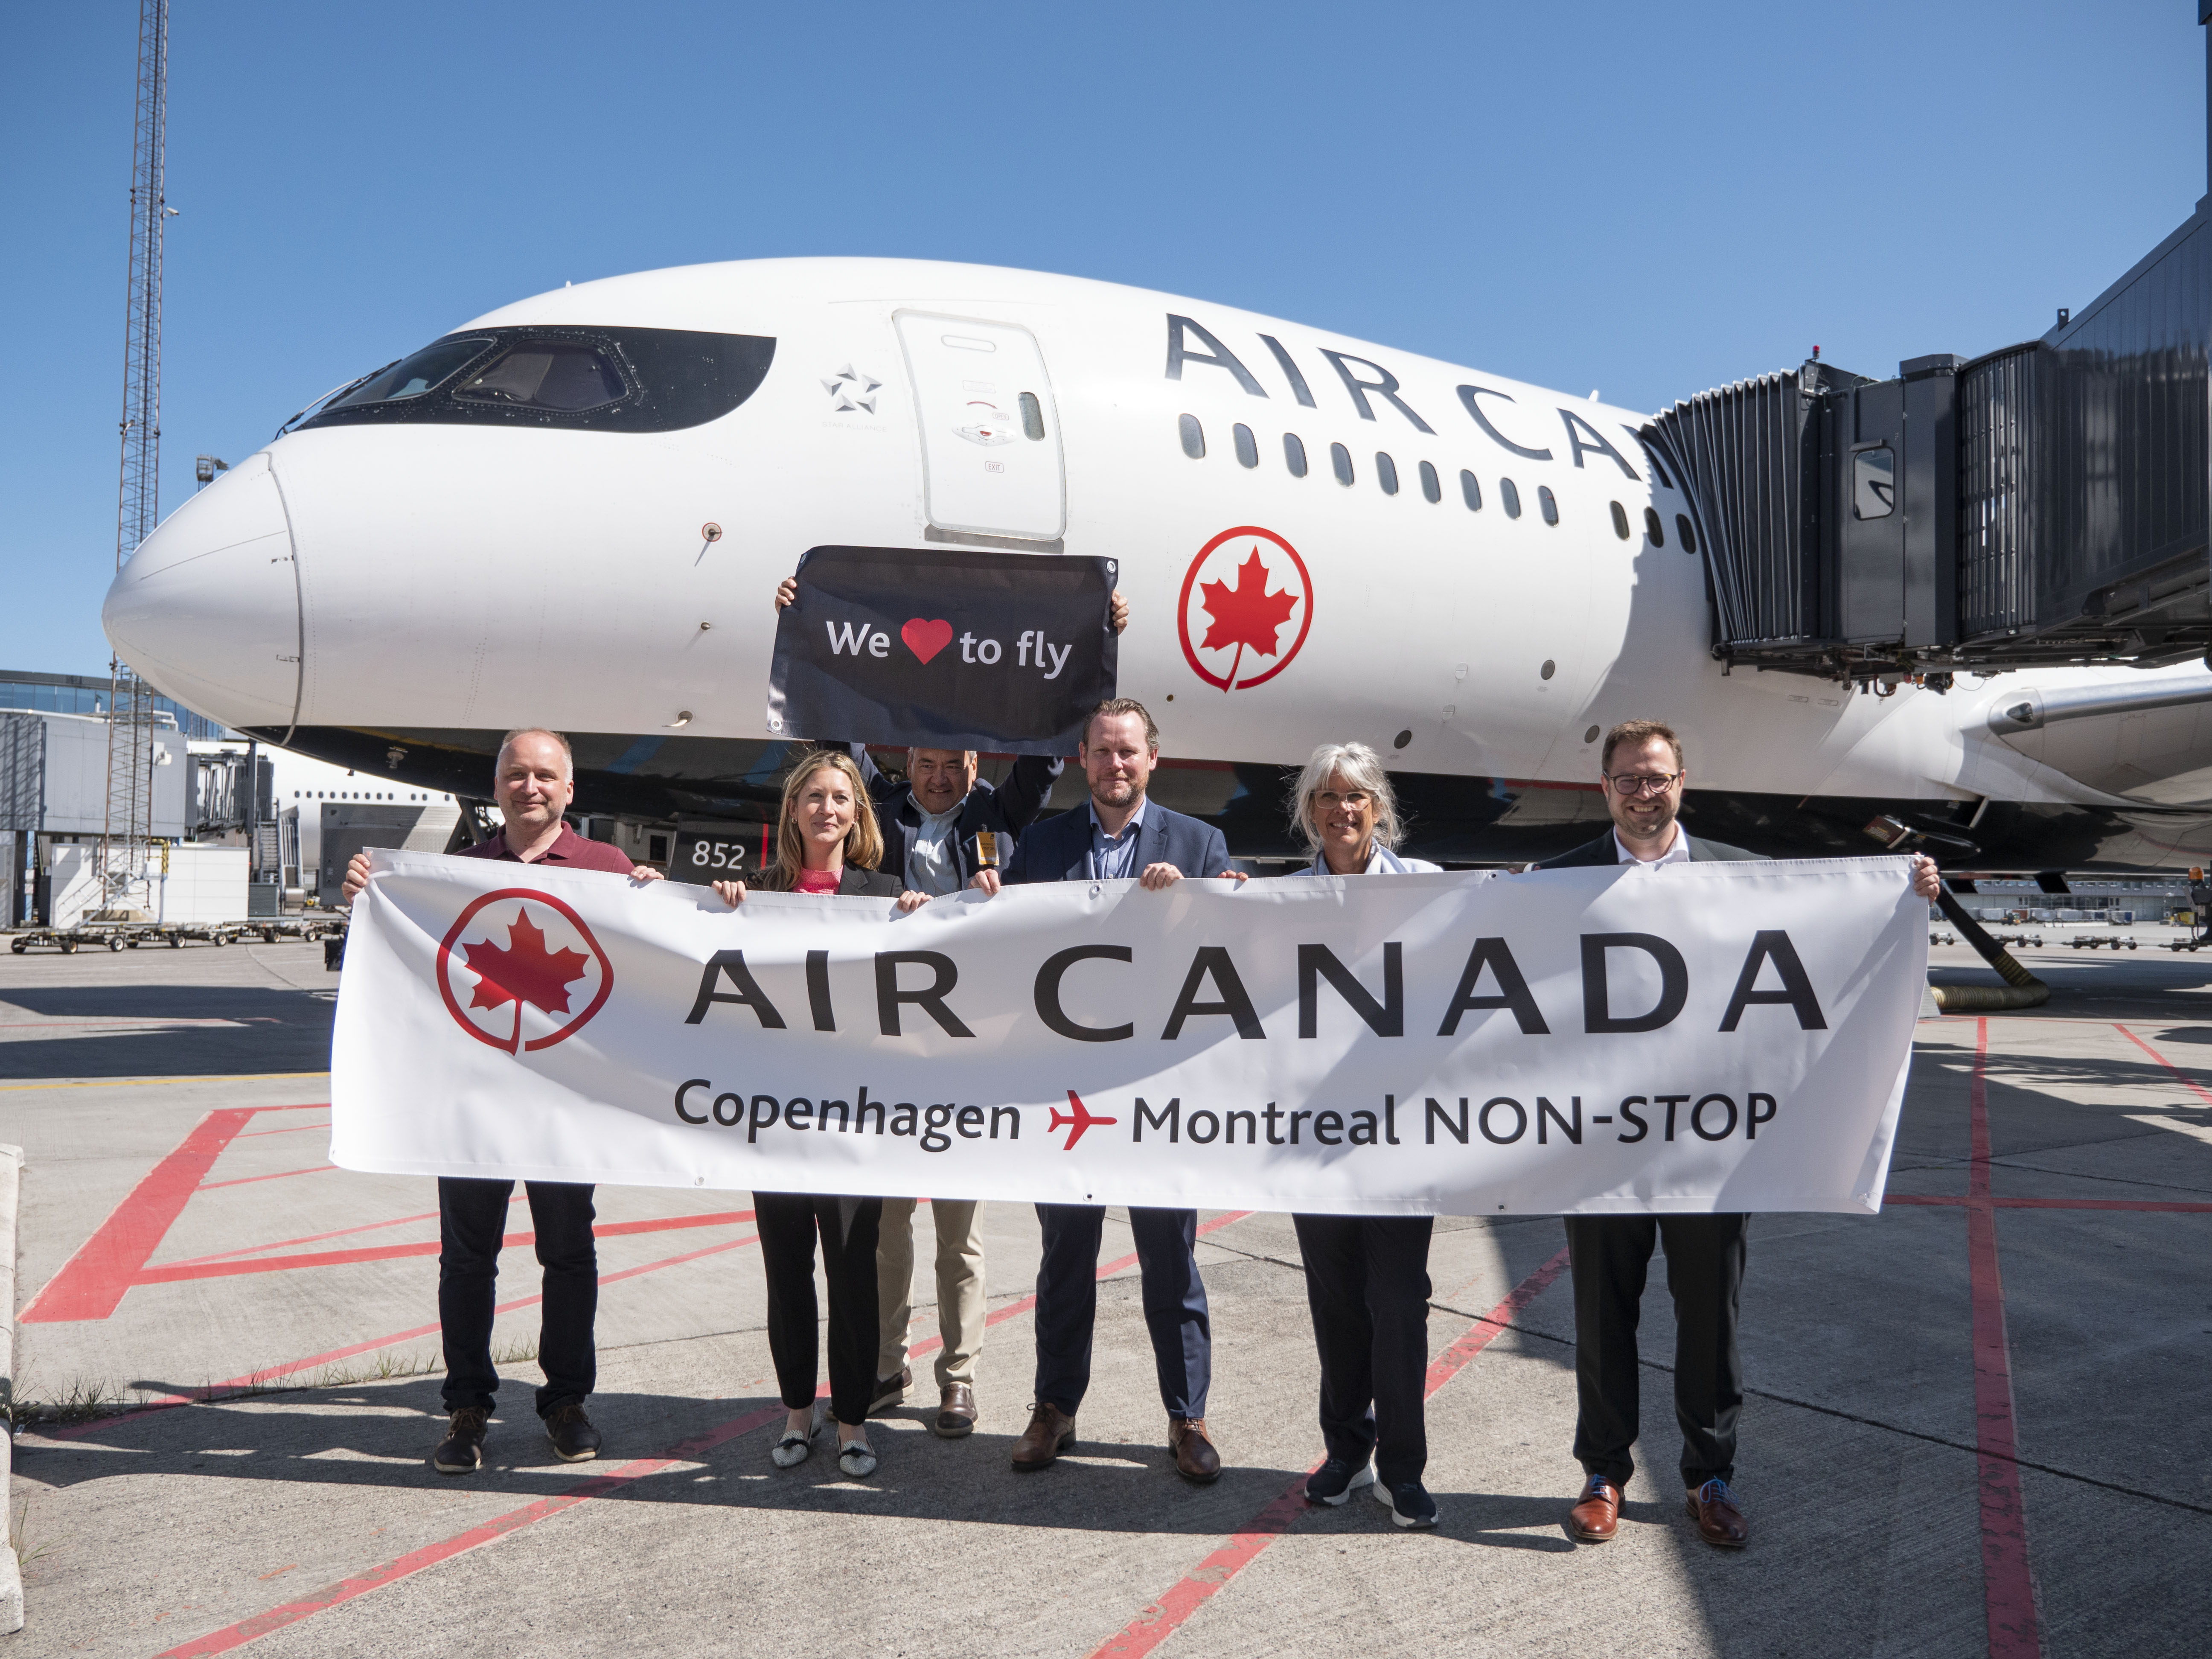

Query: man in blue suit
[[969, 697, 1237, 1482]]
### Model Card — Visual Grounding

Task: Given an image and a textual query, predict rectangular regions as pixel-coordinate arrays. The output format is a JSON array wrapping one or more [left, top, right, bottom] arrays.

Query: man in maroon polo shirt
[[342, 727, 658, 1476]]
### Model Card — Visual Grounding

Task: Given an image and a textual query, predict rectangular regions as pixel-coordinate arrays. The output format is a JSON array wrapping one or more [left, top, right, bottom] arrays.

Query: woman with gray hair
[[1289, 741, 1439, 876], [1284, 741, 1441, 1527]]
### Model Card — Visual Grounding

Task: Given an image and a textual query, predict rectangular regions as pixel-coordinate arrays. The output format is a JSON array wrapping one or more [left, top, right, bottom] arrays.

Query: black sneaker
[[1304, 1457, 1377, 1506], [868, 1366, 911, 1417], [544, 1401, 602, 1462], [433, 1407, 488, 1475], [1373, 1478, 1438, 1529]]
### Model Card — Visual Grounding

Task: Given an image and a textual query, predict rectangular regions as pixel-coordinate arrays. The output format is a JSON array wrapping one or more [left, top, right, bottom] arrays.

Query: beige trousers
[[876, 1197, 985, 1388]]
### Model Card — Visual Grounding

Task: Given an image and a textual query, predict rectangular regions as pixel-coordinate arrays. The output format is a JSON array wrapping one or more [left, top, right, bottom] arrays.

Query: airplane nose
[[102, 452, 301, 731]]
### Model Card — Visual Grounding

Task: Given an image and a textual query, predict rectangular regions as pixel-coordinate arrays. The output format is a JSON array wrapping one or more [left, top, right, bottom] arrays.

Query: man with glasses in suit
[[1540, 719, 1939, 1551]]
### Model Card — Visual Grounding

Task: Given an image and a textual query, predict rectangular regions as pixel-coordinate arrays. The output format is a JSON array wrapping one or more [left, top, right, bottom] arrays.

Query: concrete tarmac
[[1, 936, 2209, 1657]]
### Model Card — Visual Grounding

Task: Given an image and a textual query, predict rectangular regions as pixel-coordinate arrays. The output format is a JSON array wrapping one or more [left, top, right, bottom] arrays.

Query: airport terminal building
[[0, 669, 473, 929]]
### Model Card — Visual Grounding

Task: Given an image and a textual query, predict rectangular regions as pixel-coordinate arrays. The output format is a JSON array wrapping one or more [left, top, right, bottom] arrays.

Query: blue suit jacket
[[1004, 799, 1231, 885]]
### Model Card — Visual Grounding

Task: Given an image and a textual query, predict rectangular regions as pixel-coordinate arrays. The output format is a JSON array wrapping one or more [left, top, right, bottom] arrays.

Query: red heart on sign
[[902, 617, 955, 664]]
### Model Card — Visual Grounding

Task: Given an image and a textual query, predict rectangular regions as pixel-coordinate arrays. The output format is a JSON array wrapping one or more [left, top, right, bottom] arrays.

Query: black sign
[[669, 826, 763, 886], [765, 545, 1118, 754]]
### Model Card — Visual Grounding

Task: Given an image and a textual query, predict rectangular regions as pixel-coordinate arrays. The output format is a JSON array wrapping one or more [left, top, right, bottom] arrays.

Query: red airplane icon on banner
[[1049, 1089, 1119, 1150]]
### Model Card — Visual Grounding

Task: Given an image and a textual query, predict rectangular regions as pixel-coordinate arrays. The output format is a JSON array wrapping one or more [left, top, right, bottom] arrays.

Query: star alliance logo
[[822, 364, 882, 413]]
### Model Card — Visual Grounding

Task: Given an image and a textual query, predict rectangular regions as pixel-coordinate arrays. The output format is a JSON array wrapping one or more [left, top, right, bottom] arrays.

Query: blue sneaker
[[1373, 1478, 1438, 1529], [1304, 1457, 1377, 1505]]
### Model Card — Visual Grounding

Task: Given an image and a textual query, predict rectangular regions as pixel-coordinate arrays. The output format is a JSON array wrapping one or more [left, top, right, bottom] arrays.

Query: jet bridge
[[1650, 201, 2212, 689]]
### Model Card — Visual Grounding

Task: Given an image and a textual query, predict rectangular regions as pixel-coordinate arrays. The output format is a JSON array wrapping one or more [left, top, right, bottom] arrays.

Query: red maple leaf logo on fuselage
[[463, 908, 592, 1053], [1197, 549, 1300, 690]]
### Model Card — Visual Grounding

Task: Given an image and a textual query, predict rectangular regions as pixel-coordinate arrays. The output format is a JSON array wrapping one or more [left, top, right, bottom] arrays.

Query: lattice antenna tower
[[99, 0, 171, 911]]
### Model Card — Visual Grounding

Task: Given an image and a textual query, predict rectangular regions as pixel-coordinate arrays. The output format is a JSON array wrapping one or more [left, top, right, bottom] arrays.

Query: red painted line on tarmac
[[235, 1123, 330, 1139], [42, 1231, 767, 1439], [1420, 1246, 1571, 1393], [161, 1210, 445, 1269], [1965, 1017, 2041, 1658], [2113, 1023, 2212, 1106], [905, 1211, 1253, 1362], [20, 1109, 258, 1323], [199, 1163, 338, 1191], [134, 1209, 760, 1286], [18, 1102, 335, 1324], [153, 1403, 788, 1657], [163, 1210, 1253, 1650], [1887, 1194, 2212, 1213], [1089, 1246, 1571, 1659]]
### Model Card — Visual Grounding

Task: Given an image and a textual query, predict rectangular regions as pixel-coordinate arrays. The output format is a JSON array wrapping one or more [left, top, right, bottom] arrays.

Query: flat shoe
[[770, 1432, 812, 1468], [770, 1401, 826, 1468], [838, 1442, 878, 1478]]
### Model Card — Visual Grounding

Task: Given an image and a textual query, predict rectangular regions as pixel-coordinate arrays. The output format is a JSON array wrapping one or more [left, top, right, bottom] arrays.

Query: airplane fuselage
[[104, 258, 2212, 870]]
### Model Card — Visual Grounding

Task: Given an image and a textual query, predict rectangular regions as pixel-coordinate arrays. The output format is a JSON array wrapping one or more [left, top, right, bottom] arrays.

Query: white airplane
[[100, 257, 2212, 872]]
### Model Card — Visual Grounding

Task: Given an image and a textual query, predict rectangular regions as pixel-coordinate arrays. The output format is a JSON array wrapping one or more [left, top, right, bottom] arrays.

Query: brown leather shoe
[[934, 1382, 977, 1439], [1011, 1401, 1076, 1470], [1568, 1473, 1622, 1542], [1168, 1417, 1221, 1484], [1687, 1479, 1749, 1548]]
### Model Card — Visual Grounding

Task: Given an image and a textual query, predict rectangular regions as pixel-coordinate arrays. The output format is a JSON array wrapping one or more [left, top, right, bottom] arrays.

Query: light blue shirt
[[1300, 843, 1441, 876], [1088, 799, 1149, 881]]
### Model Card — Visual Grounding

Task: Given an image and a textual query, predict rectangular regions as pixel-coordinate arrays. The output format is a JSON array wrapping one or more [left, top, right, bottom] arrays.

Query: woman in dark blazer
[[712, 748, 928, 1478], [1278, 742, 1443, 1530]]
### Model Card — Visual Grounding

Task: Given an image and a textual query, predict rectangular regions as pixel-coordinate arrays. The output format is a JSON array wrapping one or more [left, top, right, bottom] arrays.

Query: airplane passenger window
[[1019, 392, 1047, 440], [1376, 452, 1399, 495], [1419, 460, 1441, 503], [1610, 501, 1631, 540], [323, 338, 494, 409], [1539, 486, 1559, 525], [1284, 433, 1308, 477], [454, 342, 627, 412], [1500, 478, 1522, 518], [1180, 414, 1206, 459], [1331, 443, 1354, 487], [1233, 424, 1259, 468], [1644, 506, 1665, 546], [1676, 512, 1697, 553], [1853, 447, 1897, 518], [1460, 469, 1482, 510]]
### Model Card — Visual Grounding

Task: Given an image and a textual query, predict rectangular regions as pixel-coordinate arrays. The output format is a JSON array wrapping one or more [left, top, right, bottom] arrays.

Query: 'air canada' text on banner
[[765, 544, 1119, 754], [331, 851, 1927, 1216]]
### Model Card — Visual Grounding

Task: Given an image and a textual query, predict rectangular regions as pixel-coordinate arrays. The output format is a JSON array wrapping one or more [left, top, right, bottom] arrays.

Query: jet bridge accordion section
[[1650, 206, 2212, 685]]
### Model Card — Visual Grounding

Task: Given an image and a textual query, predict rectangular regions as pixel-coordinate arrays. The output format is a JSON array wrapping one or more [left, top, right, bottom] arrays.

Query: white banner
[[331, 851, 1926, 1216]]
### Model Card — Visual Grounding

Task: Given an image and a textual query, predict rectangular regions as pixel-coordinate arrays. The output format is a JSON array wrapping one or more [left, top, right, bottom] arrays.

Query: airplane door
[[893, 312, 1065, 542]]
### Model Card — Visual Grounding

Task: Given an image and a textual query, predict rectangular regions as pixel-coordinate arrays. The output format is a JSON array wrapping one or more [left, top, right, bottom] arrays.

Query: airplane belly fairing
[[252, 722, 2212, 875]]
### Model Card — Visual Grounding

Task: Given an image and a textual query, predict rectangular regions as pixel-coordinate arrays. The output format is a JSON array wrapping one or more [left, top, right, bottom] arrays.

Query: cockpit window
[[324, 338, 493, 409], [453, 341, 627, 412], [294, 326, 776, 435]]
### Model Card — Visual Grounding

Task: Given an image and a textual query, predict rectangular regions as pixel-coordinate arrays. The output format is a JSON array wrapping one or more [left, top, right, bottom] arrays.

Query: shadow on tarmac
[[0, 982, 335, 1080], [17, 1377, 1577, 1548]]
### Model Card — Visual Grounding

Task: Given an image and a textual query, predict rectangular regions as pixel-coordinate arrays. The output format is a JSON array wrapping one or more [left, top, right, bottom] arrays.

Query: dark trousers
[[438, 1177, 598, 1417], [755, 1192, 882, 1426], [1564, 1213, 1747, 1489], [1033, 1203, 1210, 1419], [1292, 1214, 1435, 1487]]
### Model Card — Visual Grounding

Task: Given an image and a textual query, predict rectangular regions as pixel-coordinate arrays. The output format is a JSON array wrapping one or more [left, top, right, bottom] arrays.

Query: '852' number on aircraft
[[673, 832, 754, 883]]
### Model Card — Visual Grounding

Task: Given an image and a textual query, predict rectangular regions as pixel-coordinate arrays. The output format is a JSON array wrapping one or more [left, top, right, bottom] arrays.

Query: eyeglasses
[[1314, 790, 1372, 811], [1605, 771, 1681, 797]]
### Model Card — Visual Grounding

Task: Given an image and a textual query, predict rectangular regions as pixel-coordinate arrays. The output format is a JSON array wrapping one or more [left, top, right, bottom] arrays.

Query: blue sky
[[3, 0, 2202, 677]]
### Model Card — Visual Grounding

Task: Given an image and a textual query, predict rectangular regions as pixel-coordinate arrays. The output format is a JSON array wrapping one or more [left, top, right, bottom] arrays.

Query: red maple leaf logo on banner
[[462, 908, 592, 1051], [1197, 548, 1301, 688]]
